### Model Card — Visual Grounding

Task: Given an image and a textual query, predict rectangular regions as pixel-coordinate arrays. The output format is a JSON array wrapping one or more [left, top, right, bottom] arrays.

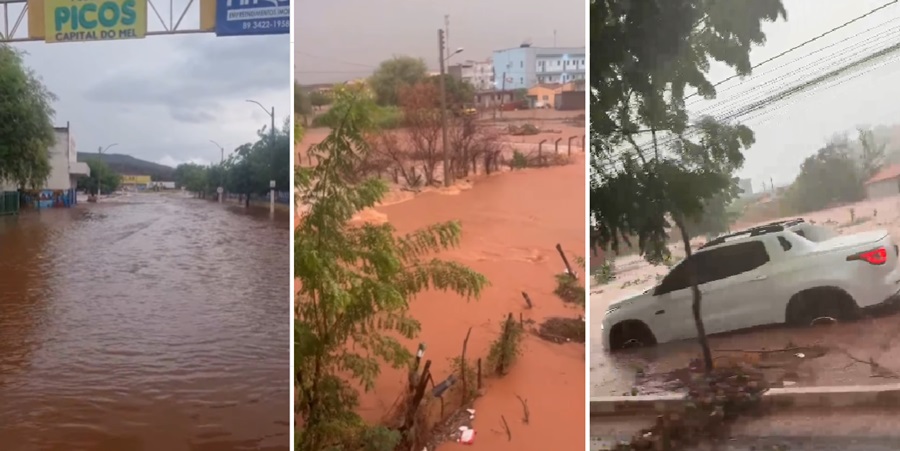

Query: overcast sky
[[12, 2, 289, 169], [294, 0, 586, 85], [686, 0, 900, 192]]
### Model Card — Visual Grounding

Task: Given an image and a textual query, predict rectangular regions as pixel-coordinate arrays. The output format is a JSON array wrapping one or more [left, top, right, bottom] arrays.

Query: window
[[702, 241, 770, 282], [655, 261, 691, 295], [655, 242, 770, 295], [778, 236, 793, 251]]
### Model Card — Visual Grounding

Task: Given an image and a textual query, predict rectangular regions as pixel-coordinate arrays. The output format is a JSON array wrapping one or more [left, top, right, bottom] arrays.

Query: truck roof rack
[[699, 218, 805, 250]]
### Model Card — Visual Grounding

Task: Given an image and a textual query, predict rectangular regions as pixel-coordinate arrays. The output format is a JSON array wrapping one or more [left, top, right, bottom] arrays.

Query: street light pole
[[437, 31, 464, 188], [438, 29, 450, 187], [246, 100, 277, 216], [210, 140, 225, 203], [96, 143, 118, 200]]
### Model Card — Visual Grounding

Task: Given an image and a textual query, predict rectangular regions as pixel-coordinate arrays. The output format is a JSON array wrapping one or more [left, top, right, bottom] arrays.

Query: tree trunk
[[674, 213, 714, 373], [245, 192, 251, 208]]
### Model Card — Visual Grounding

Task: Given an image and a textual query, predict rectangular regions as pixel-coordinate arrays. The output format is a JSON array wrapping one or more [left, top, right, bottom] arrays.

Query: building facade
[[122, 175, 152, 191], [14, 124, 91, 209], [492, 45, 586, 90], [448, 59, 494, 91], [865, 165, 900, 199]]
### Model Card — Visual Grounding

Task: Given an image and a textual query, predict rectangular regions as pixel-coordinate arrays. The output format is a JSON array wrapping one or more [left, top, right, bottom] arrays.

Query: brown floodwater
[[0, 193, 290, 451], [359, 158, 587, 450]]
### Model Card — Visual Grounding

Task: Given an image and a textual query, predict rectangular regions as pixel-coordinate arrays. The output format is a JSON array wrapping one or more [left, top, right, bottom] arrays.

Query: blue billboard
[[215, 0, 289, 37]]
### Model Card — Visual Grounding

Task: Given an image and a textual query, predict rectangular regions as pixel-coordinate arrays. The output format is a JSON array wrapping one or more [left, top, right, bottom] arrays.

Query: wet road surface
[[0, 193, 289, 450], [591, 408, 900, 450]]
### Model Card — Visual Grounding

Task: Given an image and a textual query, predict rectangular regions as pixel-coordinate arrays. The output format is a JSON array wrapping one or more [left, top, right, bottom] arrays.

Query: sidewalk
[[591, 409, 900, 450]]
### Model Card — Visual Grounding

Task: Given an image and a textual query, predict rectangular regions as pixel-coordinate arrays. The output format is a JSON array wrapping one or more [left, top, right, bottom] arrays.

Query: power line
[[598, 39, 900, 172], [685, 0, 900, 101], [294, 50, 376, 69]]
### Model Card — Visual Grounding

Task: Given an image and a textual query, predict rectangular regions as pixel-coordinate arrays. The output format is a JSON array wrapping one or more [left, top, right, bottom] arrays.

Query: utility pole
[[499, 71, 507, 119], [96, 143, 118, 201], [554, 29, 557, 47], [444, 15, 450, 61], [438, 28, 451, 187], [246, 100, 277, 212], [210, 140, 225, 203]]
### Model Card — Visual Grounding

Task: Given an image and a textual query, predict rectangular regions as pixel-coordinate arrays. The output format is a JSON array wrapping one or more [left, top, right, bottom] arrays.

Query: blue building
[[492, 45, 586, 90]]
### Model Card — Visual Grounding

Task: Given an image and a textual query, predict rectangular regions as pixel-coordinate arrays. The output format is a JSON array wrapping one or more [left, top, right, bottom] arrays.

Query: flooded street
[[0, 193, 289, 450], [361, 158, 586, 450], [590, 195, 900, 398]]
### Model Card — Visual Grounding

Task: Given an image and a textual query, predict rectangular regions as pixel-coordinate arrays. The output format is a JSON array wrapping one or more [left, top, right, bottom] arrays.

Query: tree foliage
[[425, 74, 475, 109], [369, 56, 428, 106], [783, 137, 866, 213], [173, 120, 290, 203], [77, 159, 123, 194], [591, 0, 785, 371], [857, 126, 886, 181], [684, 178, 742, 239], [309, 90, 333, 108], [294, 87, 488, 449], [0, 45, 57, 189]]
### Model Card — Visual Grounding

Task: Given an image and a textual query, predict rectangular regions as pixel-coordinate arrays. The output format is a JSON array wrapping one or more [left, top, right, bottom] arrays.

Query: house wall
[[555, 91, 586, 110], [528, 85, 560, 105], [45, 129, 72, 191], [867, 179, 900, 199]]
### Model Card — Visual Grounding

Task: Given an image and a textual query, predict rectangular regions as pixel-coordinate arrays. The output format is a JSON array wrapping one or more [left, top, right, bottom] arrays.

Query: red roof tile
[[866, 164, 900, 185]]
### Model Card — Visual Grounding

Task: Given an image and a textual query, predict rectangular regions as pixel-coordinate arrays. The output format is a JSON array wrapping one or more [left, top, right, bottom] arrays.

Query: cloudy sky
[[294, 0, 585, 85], [686, 0, 900, 192], [12, 2, 289, 168]]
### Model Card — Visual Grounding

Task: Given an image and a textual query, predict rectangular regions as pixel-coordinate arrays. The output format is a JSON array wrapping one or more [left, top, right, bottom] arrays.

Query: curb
[[589, 382, 900, 417]]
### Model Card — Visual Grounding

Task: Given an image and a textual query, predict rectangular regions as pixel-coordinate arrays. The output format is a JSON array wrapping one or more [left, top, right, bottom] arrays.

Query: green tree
[[857, 126, 885, 180], [684, 178, 742, 239], [784, 140, 865, 213], [173, 162, 210, 196], [309, 90, 333, 109], [78, 159, 123, 194], [295, 82, 313, 125], [0, 45, 56, 189], [295, 87, 488, 449], [590, 0, 786, 372], [425, 74, 475, 109], [369, 56, 428, 106]]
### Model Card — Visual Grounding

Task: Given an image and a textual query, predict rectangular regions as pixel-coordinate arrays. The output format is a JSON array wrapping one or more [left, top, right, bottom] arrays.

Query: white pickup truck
[[600, 218, 900, 351]]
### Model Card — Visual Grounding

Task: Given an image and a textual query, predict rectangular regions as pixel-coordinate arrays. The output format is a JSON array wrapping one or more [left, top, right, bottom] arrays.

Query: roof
[[529, 83, 563, 90], [866, 164, 900, 185]]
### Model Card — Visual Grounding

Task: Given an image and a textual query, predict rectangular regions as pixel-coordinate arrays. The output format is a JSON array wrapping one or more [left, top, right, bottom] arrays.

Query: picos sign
[[44, 0, 147, 43]]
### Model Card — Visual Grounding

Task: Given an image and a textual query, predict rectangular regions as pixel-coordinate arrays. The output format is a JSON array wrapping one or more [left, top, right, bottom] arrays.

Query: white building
[[0, 123, 90, 193], [492, 44, 586, 90], [449, 59, 494, 91], [47, 124, 91, 191]]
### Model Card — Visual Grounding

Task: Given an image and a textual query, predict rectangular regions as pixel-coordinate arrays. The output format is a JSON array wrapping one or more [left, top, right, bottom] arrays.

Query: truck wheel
[[786, 287, 860, 327], [610, 321, 657, 351]]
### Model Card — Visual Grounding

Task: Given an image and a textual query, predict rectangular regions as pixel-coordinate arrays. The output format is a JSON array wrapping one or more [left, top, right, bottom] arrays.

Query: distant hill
[[77, 152, 175, 181]]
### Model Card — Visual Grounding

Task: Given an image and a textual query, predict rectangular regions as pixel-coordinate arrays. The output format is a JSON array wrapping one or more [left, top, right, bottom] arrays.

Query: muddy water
[[0, 193, 289, 451], [360, 159, 586, 450]]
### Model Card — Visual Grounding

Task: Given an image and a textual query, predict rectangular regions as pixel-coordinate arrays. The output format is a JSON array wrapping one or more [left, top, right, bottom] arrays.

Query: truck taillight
[[847, 247, 888, 265]]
